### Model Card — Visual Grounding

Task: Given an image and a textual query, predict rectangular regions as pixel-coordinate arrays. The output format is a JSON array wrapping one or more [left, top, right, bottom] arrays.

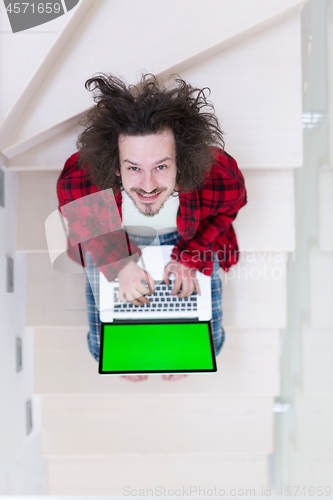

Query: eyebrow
[[123, 156, 172, 166]]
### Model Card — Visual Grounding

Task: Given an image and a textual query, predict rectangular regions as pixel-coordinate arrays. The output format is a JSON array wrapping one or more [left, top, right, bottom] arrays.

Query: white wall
[[0, 168, 47, 494]]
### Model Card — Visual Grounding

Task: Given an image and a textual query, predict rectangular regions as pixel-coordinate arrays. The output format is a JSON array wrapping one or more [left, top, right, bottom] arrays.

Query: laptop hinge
[[112, 318, 200, 325]]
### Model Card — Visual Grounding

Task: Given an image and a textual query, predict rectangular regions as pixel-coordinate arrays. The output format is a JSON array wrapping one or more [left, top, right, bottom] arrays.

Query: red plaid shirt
[[57, 148, 247, 281]]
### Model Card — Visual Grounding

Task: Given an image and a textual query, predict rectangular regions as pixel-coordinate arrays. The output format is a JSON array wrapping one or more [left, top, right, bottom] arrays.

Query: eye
[[128, 166, 139, 171], [156, 164, 167, 171]]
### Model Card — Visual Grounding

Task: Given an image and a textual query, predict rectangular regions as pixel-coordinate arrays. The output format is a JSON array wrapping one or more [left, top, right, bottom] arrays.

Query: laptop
[[98, 245, 216, 375]]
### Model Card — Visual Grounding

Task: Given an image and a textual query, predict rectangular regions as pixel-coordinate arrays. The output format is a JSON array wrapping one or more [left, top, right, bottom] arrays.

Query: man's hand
[[117, 260, 155, 306], [163, 260, 201, 298]]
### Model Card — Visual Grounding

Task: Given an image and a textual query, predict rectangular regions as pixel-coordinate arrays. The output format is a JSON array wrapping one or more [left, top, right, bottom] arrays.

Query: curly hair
[[77, 73, 224, 192]]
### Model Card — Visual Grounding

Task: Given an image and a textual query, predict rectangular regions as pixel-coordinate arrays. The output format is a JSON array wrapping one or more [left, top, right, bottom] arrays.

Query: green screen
[[101, 322, 215, 373]]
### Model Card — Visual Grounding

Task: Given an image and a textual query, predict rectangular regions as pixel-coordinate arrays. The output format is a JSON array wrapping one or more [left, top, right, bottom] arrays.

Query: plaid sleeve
[[56, 153, 141, 281], [171, 151, 247, 275]]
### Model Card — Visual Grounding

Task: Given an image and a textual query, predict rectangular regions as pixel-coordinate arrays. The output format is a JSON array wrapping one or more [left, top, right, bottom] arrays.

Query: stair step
[[179, 13, 303, 170], [221, 252, 287, 328], [234, 169, 295, 251], [17, 170, 60, 252], [302, 323, 333, 395], [26, 251, 287, 328], [310, 248, 333, 328], [26, 252, 86, 327], [34, 326, 280, 395], [294, 392, 333, 454], [5, 0, 305, 159], [41, 394, 274, 455], [290, 452, 333, 488], [47, 453, 269, 495]]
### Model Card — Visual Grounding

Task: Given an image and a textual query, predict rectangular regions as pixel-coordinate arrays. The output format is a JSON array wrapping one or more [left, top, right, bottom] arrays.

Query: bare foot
[[162, 374, 188, 381], [121, 375, 148, 382]]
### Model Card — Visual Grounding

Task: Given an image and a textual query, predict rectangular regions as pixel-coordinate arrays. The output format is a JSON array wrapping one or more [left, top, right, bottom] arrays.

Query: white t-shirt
[[121, 190, 179, 236]]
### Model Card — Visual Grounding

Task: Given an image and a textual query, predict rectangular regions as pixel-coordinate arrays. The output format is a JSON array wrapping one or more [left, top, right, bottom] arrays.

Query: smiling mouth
[[135, 191, 163, 202]]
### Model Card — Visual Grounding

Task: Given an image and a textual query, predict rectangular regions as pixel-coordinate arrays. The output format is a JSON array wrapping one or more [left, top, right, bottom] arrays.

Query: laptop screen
[[99, 321, 216, 374]]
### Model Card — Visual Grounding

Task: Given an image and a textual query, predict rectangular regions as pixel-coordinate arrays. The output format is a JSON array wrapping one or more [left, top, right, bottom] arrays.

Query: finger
[[131, 298, 144, 306], [194, 278, 201, 296], [131, 288, 152, 303], [127, 290, 150, 306], [138, 294, 151, 304], [131, 296, 149, 306], [163, 265, 170, 285], [120, 290, 146, 305], [164, 263, 176, 286], [171, 277, 182, 296], [177, 279, 192, 298], [176, 266, 191, 297], [132, 280, 153, 298], [143, 270, 155, 294], [119, 290, 127, 303], [120, 286, 147, 305], [169, 267, 181, 294]]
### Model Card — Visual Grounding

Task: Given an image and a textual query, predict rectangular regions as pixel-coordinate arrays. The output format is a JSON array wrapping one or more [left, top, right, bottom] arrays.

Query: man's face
[[118, 129, 177, 217]]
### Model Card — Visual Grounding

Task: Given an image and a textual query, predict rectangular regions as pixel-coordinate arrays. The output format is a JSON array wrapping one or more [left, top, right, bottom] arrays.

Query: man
[[57, 73, 247, 381]]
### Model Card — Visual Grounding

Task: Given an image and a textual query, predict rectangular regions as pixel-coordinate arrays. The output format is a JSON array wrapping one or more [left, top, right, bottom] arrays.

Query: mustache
[[130, 187, 167, 196]]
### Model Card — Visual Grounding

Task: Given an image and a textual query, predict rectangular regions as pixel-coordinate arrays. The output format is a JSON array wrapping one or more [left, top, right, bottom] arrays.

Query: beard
[[137, 200, 166, 217], [128, 187, 169, 217]]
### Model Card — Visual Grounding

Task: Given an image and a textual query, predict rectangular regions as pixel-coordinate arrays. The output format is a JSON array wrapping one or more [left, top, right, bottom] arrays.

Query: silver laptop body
[[99, 245, 212, 323]]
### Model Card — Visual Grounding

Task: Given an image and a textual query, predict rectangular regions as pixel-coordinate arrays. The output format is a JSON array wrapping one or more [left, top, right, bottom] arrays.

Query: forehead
[[118, 129, 176, 162]]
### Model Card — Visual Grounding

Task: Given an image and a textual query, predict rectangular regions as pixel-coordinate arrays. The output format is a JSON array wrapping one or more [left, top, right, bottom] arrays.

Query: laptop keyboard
[[113, 279, 198, 314]]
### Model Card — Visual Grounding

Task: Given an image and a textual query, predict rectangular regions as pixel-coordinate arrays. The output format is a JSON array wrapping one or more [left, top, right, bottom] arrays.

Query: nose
[[141, 171, 158, 193]]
